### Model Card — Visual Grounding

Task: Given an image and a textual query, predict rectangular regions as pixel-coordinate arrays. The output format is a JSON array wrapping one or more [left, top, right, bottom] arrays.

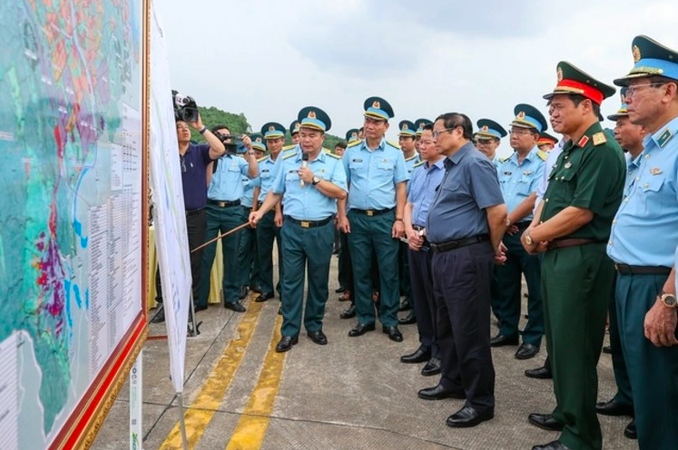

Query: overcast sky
[[154, 0, 678, 157]]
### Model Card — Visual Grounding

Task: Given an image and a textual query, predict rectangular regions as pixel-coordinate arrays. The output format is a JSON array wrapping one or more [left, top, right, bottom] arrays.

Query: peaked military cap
[[607, 87, 629, 121], [363, 96, 394, 121], [297, 106, 332, 132], [250, 133, 267, 152], [511, 104, 548, 132], [398, 120, 416, 137], [290, 120, 301, 135], [614, 35, 678, 86], [261, 122, 286, 140], [537, 132, 559, 147], [476, 119, 507, 139], [414, 118, 432, 136], [543, 61, 615, 105]]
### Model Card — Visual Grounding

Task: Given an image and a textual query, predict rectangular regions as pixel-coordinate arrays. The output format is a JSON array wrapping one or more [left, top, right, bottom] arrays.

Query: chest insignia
[[523, 170, 532, 176], [650, 167, 663, 175], [564, 162, 572, 169]]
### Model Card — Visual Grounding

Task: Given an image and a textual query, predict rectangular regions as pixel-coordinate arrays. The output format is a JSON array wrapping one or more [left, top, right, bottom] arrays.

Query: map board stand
[[129, 351, 144, 450]]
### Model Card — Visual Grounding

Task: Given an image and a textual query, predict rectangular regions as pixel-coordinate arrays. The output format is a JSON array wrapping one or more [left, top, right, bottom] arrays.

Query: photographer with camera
[[198, 126, 258, 313], [152, 105, 225, 324]]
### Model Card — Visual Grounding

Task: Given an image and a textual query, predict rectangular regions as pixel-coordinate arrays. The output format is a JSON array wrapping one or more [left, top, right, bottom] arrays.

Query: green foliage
[[190, 104, 346, 153]]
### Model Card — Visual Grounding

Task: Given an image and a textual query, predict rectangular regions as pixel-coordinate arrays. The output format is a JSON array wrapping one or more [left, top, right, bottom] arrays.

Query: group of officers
[[156, 34, 678, 450]]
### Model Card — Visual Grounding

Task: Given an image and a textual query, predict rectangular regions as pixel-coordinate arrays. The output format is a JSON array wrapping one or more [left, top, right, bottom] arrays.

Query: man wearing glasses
[[606, 35, 678, 449], [491, 105, 547, 361], [419, 113, 507, 428], [153, 116, 226, 323], [337, 97, 409, 343], [198, 126, 258, 313]]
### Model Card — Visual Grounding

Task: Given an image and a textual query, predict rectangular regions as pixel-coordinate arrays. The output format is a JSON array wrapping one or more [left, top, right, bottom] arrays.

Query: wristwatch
[[312, 176, 321, 186], [660, 291, 678, 309], [524, 231, 533, 246], [199, 126, 208, 134]]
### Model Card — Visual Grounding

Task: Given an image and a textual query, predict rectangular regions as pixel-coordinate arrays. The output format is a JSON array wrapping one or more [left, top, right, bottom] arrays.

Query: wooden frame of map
[[0, 1, 149, 449]]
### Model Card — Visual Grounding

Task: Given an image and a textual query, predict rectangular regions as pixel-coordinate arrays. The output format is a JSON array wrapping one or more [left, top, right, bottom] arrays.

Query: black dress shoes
[[275, 335, 298, 353], [624, 419, 637, 439], [307, 330, 328, 345], [249, 285, 262, 294], [238, 286, 249, 300], [255, 292, 274, 302], [446, 406, 494, 428], [528, 413, 564, 431], [602, 345, 612, 354], [421, 358, 441, 376], [595, 399, 634, 416], [531, 441, 571, 450], [398, 312, 416, 325], [400, 346, 431, 364], [490, 334, 519, 347], [525, 365, 552, 379], [418, 383, 465, 400], [382, 326, 403, 342], [150, 306, 165, 323], [348, 322, 375, 337], [516, 343, 540, 360], [340, 305, 356, 319], [335, 285, 346, 293], [224, 301, 246, 313]]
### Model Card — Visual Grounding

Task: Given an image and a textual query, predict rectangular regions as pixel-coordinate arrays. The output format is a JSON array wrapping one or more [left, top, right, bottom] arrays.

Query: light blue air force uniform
[[498, 147, 545, 221]]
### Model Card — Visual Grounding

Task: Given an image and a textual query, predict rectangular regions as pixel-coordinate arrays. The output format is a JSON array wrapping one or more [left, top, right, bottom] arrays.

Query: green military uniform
[[536, 62, 625, 450]]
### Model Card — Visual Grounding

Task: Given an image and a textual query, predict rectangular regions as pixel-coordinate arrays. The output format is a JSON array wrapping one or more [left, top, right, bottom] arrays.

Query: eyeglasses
[[432, 127, 457, 138], [625, 82, 666, 98], [509, 128, 534, 136]]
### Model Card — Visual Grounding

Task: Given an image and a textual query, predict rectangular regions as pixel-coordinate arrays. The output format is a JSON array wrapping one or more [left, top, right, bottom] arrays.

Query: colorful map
[[0, 1, 144, 448]]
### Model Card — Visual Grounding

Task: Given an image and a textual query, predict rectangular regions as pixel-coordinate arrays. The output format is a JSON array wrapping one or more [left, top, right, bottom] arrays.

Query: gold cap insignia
[[255, 137, 262, 143], [351, 132, 358, 140], [308, 111, 316, 119], [557, 66, 563, 82], [373, 100, 381, 109], [482, 125, 489, 132], [401, 123, 408, 131], [517, 111, 526, 120], [293, 122, 300, 130], [632, 45, 641, 63], [268, 125, 275, 131]]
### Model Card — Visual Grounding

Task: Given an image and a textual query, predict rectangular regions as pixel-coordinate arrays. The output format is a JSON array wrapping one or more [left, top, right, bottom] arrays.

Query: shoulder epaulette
[[387, 140, 401, 149], [283, 151, 297, 160], [322, 147, 332, 154], [413, 160, 425, 168], [282, 144, 296, 151], [592, 132, 607, 146], [499, 157, 508, 164], [347, 140, 362, 148], [325, 152, 341, 159], [537, 150, 548, 161]]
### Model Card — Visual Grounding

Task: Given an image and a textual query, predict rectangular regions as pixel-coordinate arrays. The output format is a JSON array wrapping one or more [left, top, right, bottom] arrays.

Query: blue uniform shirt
[[255, 154, 284, 203], [272, 148, 347, 220], [427, 143, 504, 243], [498, 147, 545, 221], [241, 174, 260, 208], [408, 158, 446, 227], [207, 154, 251, 201], [608, 117, 678, 267], [343, 139, 409, 210], [404, 154, 421, 177]]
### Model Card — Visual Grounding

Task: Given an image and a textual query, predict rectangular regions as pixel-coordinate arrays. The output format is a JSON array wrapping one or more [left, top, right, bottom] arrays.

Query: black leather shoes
[[348, 322, 375, 337], [224, 301, 246, 313], [516, 343, 540, 360], [238, 286, 249, 300], [446, 406, 494, 428], [255, 292, 274, 302], [307, 330, 328, 345], [525, 365, 552, 379], [398, 312, 416, 325], [421, 357, 441, 376], [275, 335, 298, 353], [595, 399, 634, 416], [528, 413, 564, 431], [624, 419, 637, 439], [249, 285, 262, 294], [602, 345, 612, 354], [151, 306, 165, 323], [418, 383, 465, 401], [335, 285, 346, 293], [382, 326, 403, 342], [531, 441, 571, 450], [340, 305, 356, 319], [400, 346, 431, 364], [490, 334, 519, 347]]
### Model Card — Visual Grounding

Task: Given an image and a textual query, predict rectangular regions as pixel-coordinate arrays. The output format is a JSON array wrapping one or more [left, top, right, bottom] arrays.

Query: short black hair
[[569, 95, 601, 118], [211, 124, 230, 134], [335, 141, 347, 150], [423, 123, 434, 131], [434, 112, 473, 140]]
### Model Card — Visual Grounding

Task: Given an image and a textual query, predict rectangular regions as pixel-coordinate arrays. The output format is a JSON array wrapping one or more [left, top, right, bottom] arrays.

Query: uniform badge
[[592, 132, 607, 146], [657, 129, 674, 148], [650, 167, 663, 175], [352, 158, 363, 163], [517, 111, 526, 120], [564, 162, 572, 169], [577, 135, 590, 147], [523, 170, 533, 175], [482, 125, 489, 132], [255, 137, 263, 143], [503, 171, 512, 176], [269, 125, 276, 132], [308, 110, 317, 119], [557, 66, 563, 82], [373, 100, 381, 109], [632, 45, 641, 63]]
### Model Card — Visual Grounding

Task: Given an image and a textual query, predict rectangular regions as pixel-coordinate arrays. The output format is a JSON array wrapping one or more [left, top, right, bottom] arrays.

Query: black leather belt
[[614, 264, 671, 275], [352, 208, 394, 217], [208, 199, 241, 208], [430, 234, 489, 254], [185, 208, 204, 217], [284, 215, 334, 229]]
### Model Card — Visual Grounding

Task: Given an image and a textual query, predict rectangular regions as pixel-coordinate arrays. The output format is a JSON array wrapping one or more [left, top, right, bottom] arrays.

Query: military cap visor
[[537, 132, 558, 146], [297, 106, 332, 132], [261, 122, 286, 139], [364, 96, 394, 120], [511, 104, 548, 132], [398, 120, 416, 137], [476, 119, 507, 139], [543, 61, 615, 105], [614, 35, 678, 86]]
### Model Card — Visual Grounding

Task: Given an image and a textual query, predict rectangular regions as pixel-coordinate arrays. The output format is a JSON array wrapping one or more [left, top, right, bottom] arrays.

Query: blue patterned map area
[[0, 0, 142, 447]]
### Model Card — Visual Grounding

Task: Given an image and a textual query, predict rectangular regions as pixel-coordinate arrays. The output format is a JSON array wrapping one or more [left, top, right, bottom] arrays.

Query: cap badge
[[482, 125, 489, 132], [517, 111, 526, 120], [373, 100, 381, 109], [255, 137, 262, 143], [269, 125, 275, 131], [632, 45, 641, 63], [557, 66, 563, 82], [401, 123, 408, 130], [308, 111, 317, 119]]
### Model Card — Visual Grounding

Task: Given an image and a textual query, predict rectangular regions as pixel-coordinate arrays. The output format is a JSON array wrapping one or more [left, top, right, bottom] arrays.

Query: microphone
[[300, 153, 309, 186]]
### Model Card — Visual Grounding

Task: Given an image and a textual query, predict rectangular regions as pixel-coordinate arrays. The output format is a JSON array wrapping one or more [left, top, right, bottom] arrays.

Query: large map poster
[[0, 1, 148, 449]]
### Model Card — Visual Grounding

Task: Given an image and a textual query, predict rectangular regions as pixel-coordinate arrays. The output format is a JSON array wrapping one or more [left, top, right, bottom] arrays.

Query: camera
[[213, 130, 243, 154], [172, 90, 199, 122]]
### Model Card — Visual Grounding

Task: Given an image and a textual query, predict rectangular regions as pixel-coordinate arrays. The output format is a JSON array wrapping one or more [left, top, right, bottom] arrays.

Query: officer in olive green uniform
[[522, 62, 625, 450]]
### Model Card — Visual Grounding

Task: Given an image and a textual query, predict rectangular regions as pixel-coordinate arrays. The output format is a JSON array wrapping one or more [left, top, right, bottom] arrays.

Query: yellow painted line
[[159, 298, 264, 450], [226, 314, 285, 450]]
